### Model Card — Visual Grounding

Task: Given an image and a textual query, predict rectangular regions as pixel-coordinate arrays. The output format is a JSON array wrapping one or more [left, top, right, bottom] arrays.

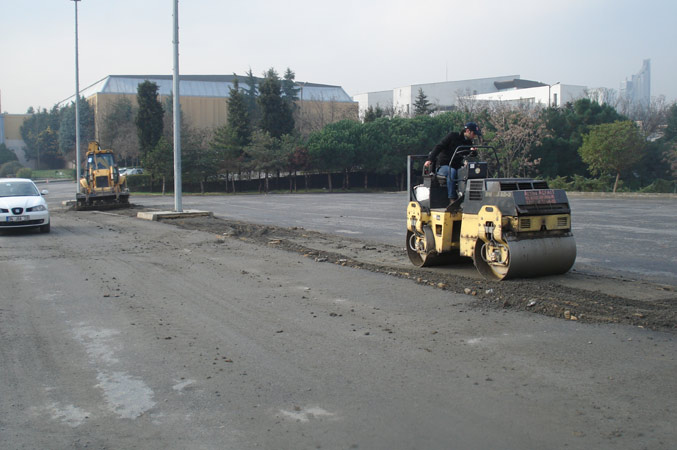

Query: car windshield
[[0, 181, 39, 197]]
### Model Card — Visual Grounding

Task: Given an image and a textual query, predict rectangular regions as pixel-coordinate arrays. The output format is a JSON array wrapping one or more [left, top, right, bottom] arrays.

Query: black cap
[[464, 122, 482, 136]]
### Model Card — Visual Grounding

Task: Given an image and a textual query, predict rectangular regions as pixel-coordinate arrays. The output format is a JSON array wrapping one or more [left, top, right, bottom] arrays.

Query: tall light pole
[[172, 0, 183, 212], [72, 0, 81, 192]]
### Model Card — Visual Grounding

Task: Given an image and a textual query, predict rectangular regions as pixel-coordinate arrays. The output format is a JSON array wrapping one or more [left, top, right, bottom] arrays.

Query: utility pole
[[172, 0, 183, 212], [72, 0, 81, 192]]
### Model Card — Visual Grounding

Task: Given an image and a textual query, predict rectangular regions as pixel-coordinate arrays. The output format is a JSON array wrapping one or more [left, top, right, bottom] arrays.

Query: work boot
[[446, 197, 461, 212]]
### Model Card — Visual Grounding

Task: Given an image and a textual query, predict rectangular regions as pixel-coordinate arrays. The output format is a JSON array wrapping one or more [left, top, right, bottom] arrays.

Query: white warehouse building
[[392, 75, 521, 116], [471, 82, 587, 108], [353, 75, 589, 119]]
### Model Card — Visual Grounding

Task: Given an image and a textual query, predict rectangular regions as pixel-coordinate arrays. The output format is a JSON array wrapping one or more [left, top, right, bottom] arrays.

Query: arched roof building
[[61, 74, 358, 137]]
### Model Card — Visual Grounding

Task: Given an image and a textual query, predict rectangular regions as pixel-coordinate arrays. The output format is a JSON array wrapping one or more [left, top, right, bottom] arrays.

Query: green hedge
[[124, 174, 154, 192], [0, 161, 24, 177], [32, 169, 74, 180], [640, 179, 677, 193], [16, 168, 32, 178], [546, 175, 613, 192]]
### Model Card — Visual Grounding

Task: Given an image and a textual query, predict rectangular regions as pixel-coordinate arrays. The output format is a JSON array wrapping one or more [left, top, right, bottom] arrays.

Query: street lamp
[[72, 0, 81, 192], [172, 0, 182, 212]]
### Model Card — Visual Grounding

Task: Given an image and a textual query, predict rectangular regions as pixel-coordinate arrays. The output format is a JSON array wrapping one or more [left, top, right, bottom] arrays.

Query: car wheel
[[40, 222, 51, 233]]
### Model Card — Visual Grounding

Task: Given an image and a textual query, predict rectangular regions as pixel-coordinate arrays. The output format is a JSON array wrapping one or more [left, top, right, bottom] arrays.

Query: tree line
[[9, 72, 677, 193]]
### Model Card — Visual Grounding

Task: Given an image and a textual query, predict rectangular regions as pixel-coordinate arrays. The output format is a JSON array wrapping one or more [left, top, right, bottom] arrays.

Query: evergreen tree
[[258, 68, 294, 138], [244, 68, 260, 127], [58, 95, 96, 161], [145, 136, 174, 194], [358, 117, 391, 187], [535, 98, 626, 178], [363, 105, 384, 123], [35, 126, 61, 169], [20, 106, 61, 165], [208, 77, 252, 192], [279, 133, 305, 192], [0, 143, 18, 165], [282, 68, 300, 112], [183, 128, 220, 194], [307, 119, 361, 191], [413, 88, 432, 116], [227, 77, 252, 146], [210, 125, 243, 193], [243, 130, 281, 193], [135, 80, 164, 159]]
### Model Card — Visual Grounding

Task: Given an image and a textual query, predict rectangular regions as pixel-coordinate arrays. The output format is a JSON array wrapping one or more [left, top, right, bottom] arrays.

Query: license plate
[[7, 216, 30, 222]]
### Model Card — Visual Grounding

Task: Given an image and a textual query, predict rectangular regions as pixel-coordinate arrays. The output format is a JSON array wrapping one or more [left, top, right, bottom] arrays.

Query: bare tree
[[486, 100, 549, 178], [381, 104, 397, 119], [586, 87, 618, 107], [295, 95, 358, 137], [98, 97, 141, 166], [664, 141, 677, 180], [632, 95, 670, 137], [456, 88, 482, 116]]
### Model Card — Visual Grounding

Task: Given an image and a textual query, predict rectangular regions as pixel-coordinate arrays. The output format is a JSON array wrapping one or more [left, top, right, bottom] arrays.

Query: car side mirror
[[41, 189, 49, 196]]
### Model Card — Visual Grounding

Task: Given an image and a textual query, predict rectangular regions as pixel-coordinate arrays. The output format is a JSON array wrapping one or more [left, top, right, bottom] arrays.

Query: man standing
[[424, 122, 482, 204]]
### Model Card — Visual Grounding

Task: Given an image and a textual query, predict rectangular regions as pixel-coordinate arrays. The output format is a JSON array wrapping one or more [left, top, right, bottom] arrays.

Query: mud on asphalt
[[115, 205, 677, 334]]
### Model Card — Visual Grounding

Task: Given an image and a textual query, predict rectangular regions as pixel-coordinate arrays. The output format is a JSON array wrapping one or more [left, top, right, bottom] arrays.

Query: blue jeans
[[437, 165, 458, 199]]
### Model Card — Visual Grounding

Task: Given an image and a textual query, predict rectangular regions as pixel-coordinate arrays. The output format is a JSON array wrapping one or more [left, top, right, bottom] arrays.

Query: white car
[[0, 178, 50, 233]]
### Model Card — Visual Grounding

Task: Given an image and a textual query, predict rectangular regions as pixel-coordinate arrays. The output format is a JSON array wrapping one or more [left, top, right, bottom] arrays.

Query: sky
[[1, 0, 675, 114]]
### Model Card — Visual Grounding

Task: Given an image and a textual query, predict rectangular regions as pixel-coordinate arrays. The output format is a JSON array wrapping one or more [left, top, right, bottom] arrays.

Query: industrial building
[[0, 113, 31, 166], [69, 74, 358, 138], [1, 74, 358, 168], [352, 75, 589, 118], [471, 80, 587, 107]]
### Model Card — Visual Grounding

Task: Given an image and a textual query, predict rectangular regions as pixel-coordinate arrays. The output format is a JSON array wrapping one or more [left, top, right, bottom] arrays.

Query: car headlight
[[27, 205, 47, 212]]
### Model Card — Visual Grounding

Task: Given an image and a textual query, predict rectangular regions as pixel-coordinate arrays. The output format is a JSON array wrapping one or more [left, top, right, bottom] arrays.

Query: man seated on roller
[[424, 122, 482, 207]]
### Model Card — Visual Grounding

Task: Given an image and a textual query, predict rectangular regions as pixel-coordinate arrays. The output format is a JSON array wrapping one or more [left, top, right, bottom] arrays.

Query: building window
[[553, 93, 558, 107]]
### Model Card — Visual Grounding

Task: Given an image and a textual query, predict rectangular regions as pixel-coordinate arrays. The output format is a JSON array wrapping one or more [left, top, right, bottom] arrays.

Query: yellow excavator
[[76, 141, 130, 210], [406, 146, 576, 280]]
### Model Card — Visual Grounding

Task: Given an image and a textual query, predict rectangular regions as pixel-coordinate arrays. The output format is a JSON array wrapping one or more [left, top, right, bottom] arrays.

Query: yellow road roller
[[406, 146, 576, 280]]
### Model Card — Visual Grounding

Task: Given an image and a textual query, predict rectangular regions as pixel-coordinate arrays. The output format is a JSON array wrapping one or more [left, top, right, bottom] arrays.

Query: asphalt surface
[[0, 182, 675, 449], [45, 181, 677, 286]]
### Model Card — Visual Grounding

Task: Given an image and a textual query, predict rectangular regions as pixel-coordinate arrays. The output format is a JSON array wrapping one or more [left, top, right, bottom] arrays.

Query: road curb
[[137, 210, 212, 221]]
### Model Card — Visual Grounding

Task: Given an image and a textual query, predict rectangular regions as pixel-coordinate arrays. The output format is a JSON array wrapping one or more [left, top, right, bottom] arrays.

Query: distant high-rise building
[[620, 59, 651, 109]]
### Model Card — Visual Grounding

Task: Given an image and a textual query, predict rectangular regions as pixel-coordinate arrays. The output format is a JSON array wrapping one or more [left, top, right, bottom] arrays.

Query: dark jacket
[[427, 131, 473, 169]]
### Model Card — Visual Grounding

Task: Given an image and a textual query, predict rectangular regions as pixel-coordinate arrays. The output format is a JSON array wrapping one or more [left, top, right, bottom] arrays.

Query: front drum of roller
[[474, 235, 577, 280]]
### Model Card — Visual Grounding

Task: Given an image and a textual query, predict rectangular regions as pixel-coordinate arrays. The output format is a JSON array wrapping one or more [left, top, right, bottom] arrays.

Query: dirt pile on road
[[164, 215, 677, 333], [114, 205, 677, 333]]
